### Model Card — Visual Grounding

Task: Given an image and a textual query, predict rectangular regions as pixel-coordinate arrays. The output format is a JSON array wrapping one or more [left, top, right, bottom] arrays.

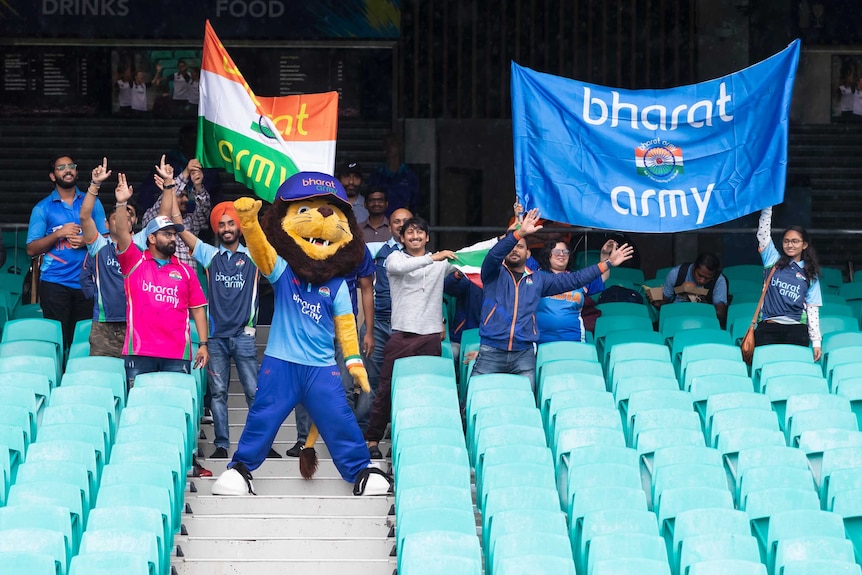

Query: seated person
[[651, 252, 728, 327]]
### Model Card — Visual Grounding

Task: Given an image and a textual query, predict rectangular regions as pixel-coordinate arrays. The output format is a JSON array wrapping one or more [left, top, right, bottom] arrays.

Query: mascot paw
[[234, 197, 262, 224], [349, 365, 370, 394], [211, 463, 256, 496], [352, 465, 393, 496]]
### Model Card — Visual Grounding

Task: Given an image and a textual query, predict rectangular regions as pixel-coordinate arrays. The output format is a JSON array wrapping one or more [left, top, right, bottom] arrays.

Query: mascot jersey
[[265, 257, 352, 365]]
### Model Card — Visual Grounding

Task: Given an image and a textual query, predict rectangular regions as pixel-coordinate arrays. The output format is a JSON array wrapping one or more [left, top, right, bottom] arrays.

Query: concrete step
[[196, 458, 366, 478], [172, 558, 396, 575], [181, 515, 391, 538], [187, 495, 392, 516], [175, 537, 394, 560], [192, 475, 388, 497]]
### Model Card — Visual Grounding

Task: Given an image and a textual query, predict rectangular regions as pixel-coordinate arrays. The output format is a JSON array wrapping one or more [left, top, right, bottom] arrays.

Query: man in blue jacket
[[472, 208, 633, 391]]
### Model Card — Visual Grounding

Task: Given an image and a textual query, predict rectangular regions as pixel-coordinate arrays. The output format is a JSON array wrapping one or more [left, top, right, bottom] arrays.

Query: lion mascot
[[211, 172, 391, 497]]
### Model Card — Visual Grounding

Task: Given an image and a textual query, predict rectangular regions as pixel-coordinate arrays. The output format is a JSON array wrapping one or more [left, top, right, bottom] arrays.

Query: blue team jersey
[[536, 274, 603, 344], [760, 241, 821, 323], [27, 189, 108, 288], [344, 248, 375, 317], [264, 256, 352, 366], [193, 242, 260, 338], [372, 238, 402, 317]]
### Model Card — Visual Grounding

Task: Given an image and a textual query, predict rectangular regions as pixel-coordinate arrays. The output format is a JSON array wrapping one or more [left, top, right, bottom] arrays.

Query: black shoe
[[266, 448, 282, 459], [210, 447, 229, 459], [201, 408, 213, 424], [368, 445, 383, 459], [285, 441, 304, 457]]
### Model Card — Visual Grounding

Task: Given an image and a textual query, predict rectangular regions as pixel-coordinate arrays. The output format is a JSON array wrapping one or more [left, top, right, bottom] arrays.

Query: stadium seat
[[682, 358, 748, 392], [392, 355, 456, 381], [678, 534, 761, 575], [1, 318, 63, 368], [396, 507, 478, 561], [68, 552, 151, 575], [781, 561, 862, 575], [675, 340, 738, 379], [578, 509, 658, 573], [742, 487, 822, 552], [774, 537, 855, 575], [587, 533, 667, 575], [489, 532, 573, 575], [758, 363, 824, 395], [661, 316, 721, 347], [751, 344, 814, 385], [789, 409, 859, 448], [688, 375, 754, 422], [671, 509, 751, 575], [611, 359, 676, 394], [0, 551, 57, 575], [594, 315, 654, 358], [723, 265, 765, 284], [61, 370, 126, 412], [688, 560, 767, 575], [765, 509, 846, 573], [0, 528, 67, 575], [475, 445, 552, 504], [821, 315, 860, 336], [602, 330, 665, 371], [78, 529, 159, 575], [704, 392, 772, 442], [596, 301, 650, 318]]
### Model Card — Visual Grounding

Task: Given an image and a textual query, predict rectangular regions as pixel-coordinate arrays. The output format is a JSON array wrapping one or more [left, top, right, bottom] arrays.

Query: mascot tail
[[299, 424, 320, 479]]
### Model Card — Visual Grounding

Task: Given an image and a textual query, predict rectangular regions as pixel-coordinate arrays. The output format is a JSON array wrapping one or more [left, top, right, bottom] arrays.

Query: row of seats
[[0, 364, 201, 574], [0, 314, 205, 574], [390, 357, 482, 575], [459, 334, 862, 574]]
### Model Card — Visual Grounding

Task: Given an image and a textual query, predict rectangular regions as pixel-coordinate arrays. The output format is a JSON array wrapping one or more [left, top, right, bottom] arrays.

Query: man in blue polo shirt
[[27, 154, 108, 349]]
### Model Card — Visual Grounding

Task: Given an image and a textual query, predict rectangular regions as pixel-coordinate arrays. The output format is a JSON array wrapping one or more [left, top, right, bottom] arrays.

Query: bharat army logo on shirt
[[318, 286, 331, 298], [636, 138, 684, 184], [169, 271, 183, 281]]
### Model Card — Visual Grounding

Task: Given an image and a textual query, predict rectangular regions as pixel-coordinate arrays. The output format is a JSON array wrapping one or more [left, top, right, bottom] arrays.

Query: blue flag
[[511, 40, 800, 233]]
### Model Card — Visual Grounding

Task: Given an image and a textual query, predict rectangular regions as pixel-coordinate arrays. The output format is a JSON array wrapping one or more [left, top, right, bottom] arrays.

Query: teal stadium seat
[[0, 528, 67, 575], [69, 552, 150, 575], [0, 551, 57, 575]]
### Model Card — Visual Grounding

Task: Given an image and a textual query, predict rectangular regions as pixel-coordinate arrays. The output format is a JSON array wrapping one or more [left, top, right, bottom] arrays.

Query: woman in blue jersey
[[755, 206, 823, 361], [534, 239, 613, 344]]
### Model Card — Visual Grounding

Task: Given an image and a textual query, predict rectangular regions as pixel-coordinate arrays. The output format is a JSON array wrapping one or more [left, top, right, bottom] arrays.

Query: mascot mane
[[261, 199, 366, 285]]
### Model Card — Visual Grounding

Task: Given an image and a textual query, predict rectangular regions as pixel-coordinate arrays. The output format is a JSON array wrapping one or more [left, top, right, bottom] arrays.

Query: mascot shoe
[[211, 462, 256, 496], [353, 465, 393, 496]]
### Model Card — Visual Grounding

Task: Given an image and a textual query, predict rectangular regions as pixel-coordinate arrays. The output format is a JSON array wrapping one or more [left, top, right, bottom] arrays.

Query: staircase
[[787, 123, 862, 268], [173, 325, 397, 575]]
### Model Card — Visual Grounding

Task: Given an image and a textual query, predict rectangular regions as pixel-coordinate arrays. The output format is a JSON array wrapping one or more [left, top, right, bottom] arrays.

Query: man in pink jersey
[[114, 175, 212, 475]]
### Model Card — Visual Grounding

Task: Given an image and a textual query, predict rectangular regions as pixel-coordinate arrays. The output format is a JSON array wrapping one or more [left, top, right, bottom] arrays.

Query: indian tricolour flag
[[452, 237, 499, 288], [197, 20, 338, 203]]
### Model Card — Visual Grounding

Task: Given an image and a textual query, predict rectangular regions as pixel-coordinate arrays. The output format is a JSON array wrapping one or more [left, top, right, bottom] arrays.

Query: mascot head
[[262, 171, 365, 285]]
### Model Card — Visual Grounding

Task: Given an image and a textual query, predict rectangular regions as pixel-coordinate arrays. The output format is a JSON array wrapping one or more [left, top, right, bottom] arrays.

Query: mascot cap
[[275, 171, 350, 210], [210, 201, 242, 235]]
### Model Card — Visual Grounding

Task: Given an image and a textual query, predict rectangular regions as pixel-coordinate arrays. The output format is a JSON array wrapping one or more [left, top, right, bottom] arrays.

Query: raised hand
[[517, 208, 543, 236], [91, 157, 112, 186], [115, 173, 133, 203], [154, 154, 174, 180], [600, 239, 617, 260], [234, 198, 262, 227], [608, 243, 635, 267]]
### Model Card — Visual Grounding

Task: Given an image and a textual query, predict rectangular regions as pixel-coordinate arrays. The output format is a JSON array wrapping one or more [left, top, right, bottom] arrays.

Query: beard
[[218, 231, 238, 246], [157, 240, 177, 257], [55, 174, 78, 190]]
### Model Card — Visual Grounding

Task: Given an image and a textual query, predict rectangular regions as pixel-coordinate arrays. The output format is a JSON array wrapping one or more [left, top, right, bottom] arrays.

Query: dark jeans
[[754, 321, 809, 348], [364, 331, 442, 442], [39, 280, 93, 350], [124, 355, 191, 389]]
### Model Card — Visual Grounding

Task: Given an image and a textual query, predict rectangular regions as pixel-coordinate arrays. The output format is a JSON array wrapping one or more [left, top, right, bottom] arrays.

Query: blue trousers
[[230, 355, 370, 482]]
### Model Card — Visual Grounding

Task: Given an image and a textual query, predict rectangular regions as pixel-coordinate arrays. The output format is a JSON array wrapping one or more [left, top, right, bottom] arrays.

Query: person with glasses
[[534, 239, 615, 344], [755, 206, 823, 360], [27, 155, 109, 349]]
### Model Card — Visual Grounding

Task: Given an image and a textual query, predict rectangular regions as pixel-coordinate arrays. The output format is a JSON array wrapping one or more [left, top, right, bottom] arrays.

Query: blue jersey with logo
[[536, 273, 604, 344], [264, 256, 352, 366], [344, 248, 375, 317], [27, 189, 108, 288], [83, 231, 149, 322], [760, 241, 822, 323], [193, 242, 260, 339], [371, 238, 402, 319]]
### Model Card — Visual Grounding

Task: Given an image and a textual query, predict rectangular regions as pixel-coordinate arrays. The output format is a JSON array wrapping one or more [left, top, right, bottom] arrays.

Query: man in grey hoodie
[[363, 216, 457, 457]]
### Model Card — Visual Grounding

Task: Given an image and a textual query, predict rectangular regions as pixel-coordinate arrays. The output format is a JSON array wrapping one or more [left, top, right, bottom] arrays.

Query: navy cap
[[275, 171, 350, 210]]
